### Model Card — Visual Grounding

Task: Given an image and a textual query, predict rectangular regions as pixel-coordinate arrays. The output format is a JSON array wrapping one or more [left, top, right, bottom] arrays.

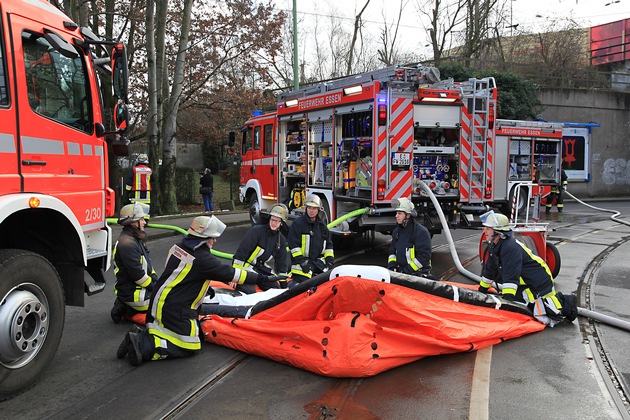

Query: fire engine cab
[[0, 0, 129, 399]]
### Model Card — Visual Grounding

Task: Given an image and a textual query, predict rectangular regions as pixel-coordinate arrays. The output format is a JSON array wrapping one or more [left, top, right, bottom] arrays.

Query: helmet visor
[[479, 210, 497, 226]]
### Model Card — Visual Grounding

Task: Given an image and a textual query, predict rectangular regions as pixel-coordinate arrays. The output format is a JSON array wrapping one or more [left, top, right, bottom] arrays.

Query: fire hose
[[108, 207, 371, 261], [106, 218, 234, 260]]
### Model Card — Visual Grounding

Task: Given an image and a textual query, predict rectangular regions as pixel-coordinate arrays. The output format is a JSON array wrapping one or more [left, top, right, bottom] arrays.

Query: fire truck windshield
[[23, 32, 92, 133]]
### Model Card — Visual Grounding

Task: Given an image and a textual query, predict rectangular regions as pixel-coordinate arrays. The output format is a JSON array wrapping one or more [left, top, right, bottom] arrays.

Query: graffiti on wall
[[602, 158, 630, 185]]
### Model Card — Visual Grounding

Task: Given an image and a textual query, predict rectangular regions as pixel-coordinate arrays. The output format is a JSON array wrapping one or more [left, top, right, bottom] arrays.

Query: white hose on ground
[[577, 308, 630, 332], [565, 190, 630, 227], [416, 181, 482, 284], [565, 190, 630, 331]]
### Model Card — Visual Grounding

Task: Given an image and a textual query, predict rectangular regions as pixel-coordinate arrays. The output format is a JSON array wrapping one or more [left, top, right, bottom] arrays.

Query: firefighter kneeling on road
[[111, 202, 157, 324], [478, 211, 577, 326], [387, 197, 434, 279], [289, 195, 334, 285], [117, 215, 279, 365], [232, 204, 290, 293]]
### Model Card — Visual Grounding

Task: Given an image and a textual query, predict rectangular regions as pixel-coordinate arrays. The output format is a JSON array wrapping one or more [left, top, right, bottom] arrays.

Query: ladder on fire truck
[[277, 64, 441, 101], [461, 78, 495, 204]]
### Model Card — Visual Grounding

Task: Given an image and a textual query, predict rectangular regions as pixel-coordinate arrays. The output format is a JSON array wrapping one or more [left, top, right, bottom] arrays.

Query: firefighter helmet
[[269, 204, 288, 223], [137, 153, 149, 164], [480, 211, 511, 232], [392, 197, 416, 216], [304, 194, 322, 210], [187, 215, 226, 238], [118, 203, 150, 225]]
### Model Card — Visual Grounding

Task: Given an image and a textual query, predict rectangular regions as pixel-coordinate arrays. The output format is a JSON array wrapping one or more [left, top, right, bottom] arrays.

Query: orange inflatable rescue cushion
[[200, 276, 544, 377]]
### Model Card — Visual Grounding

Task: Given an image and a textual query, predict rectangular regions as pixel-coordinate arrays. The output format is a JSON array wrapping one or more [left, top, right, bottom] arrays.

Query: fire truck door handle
[[250, 164, 255, 174], [22, 160, 47, 166], [271, 167, 274, 175]]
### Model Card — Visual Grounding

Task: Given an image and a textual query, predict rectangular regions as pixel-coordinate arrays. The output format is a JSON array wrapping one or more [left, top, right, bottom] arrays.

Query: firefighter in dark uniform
[[232, 204, 290, 293], [111, 203, 157, 323], [478, 211, 577, 326], [118, 215, 279, 365], [288, 195, 334, 285], [387, 197, 433, 278], [546, 169, 568, 213]]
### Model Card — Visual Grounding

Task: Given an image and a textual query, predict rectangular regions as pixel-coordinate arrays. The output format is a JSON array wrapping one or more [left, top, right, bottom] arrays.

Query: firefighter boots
[[110, 298, 127, 323], [117, 324, 144, 359], [127, 332, 145, 366]]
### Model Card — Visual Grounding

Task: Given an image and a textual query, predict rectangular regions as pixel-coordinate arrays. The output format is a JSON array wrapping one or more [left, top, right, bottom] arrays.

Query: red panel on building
[[591, 18, 630, 66]]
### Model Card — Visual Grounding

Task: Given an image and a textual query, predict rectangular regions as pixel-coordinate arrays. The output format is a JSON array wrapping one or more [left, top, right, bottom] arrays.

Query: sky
[[277, 0, 630, 59]]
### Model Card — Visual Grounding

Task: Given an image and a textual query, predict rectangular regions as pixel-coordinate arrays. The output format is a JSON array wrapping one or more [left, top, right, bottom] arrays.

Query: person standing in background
[[546, 169, 568, 213], [125, 154, 153, 205], [200, 168, 214, 213]]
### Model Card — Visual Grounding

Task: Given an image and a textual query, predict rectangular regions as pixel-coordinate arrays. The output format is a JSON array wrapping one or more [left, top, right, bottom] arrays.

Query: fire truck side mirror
[[111, 44, 129, 103], [228, 131, 236, 147], [109, 135, 130, 157]]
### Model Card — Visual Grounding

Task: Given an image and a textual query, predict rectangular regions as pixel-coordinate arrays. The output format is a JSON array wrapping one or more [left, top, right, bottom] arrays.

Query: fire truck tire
[[249, 193, 261, 226], [545, 242, 561, 278], [0, 249, 65, 401]]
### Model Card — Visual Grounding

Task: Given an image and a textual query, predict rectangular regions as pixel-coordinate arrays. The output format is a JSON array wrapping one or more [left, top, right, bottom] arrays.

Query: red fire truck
[[0, 0, 129, 399], [237, 65, 566, 239]]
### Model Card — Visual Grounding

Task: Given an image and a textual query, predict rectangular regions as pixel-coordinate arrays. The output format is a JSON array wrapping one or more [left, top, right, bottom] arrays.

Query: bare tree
[[416, 0, 467, 65], [346, 0, 371, 76], [459, 0, 499, 62], [377, 0, 406, 66]]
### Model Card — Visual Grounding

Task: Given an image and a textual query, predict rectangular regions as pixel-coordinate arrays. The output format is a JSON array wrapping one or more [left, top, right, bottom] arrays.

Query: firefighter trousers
[[136, 330, 196, 362]]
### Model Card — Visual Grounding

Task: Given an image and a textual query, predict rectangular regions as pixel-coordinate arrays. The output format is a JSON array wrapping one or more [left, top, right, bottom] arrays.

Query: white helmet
[[269, 204, 288, 223], [137, 153, 149, 164], [187, 215, 226, 238], [118, 203, 150, 225], [480, 211, 511, 232], [304, 194, 322, 210], [392, 197, 416, 216]]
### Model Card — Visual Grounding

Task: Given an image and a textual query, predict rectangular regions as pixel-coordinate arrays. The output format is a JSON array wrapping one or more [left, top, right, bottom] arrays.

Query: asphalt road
[[2, 200, 630, 419]]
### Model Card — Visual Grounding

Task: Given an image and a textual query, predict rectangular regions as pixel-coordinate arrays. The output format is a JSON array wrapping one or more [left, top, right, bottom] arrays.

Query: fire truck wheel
[[249, 194, 261, 226], [545, 242, 561, 278], [0, 249, 65, 401]]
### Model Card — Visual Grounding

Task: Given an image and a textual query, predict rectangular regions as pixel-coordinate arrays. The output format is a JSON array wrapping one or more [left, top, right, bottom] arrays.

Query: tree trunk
[[146, 0, 161, 215], [160, 0, 194, 214]]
